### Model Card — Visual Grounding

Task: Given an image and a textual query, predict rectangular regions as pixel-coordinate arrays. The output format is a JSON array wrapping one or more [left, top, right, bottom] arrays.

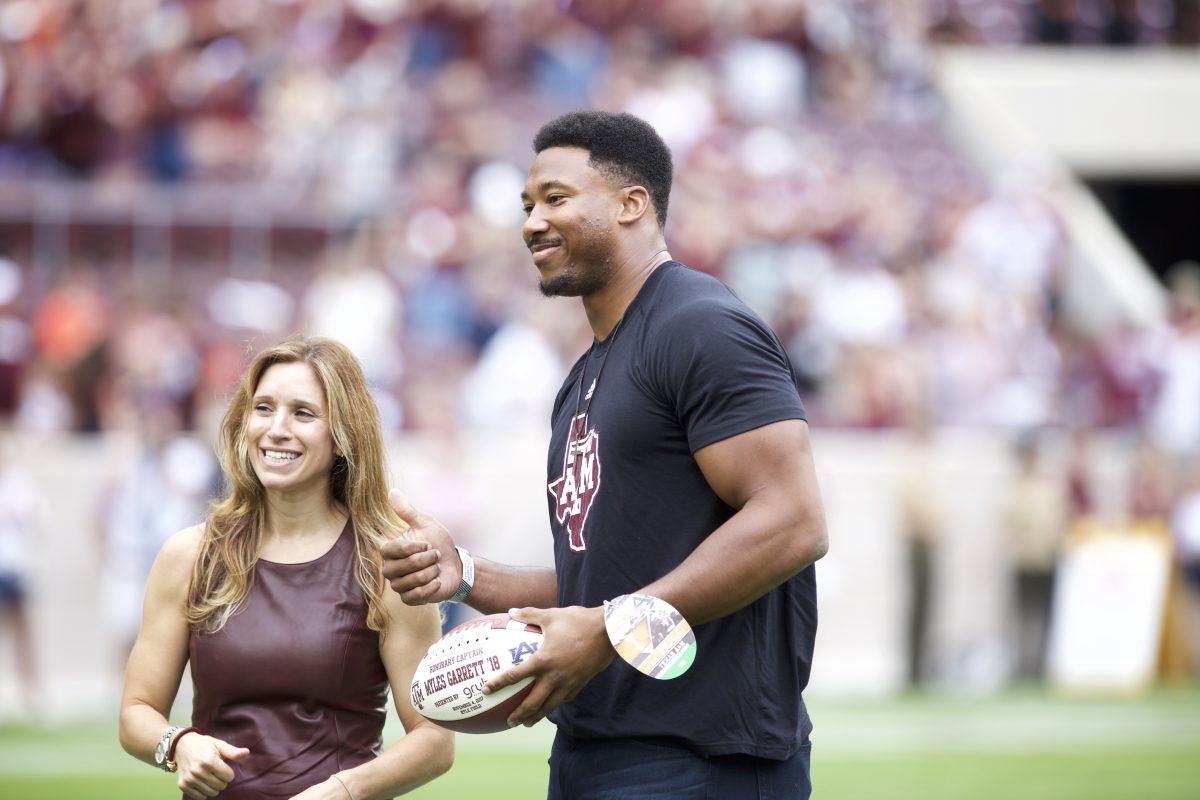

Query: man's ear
[[617, 185, 652, 225]]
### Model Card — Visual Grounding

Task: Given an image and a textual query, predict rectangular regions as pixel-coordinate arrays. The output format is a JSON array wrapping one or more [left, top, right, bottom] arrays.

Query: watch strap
[[447, 546, 474, 604], [155, 725, 181, 772]]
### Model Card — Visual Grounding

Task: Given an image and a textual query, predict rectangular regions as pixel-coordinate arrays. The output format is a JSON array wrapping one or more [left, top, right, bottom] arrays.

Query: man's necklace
[[567, 313, 627, 466], [566, 250, 669, 465]]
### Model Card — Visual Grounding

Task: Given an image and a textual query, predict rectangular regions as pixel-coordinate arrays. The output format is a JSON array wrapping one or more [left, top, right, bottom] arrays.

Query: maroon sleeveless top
[[188, 521, 390, 799]]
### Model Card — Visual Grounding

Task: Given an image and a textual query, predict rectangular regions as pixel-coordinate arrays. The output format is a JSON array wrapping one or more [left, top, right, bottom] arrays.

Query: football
[[409, 613, 544, 733]]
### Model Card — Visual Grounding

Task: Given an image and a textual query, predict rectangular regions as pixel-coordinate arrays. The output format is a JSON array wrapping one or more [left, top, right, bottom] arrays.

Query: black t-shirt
[[545, 262, 817, 759]]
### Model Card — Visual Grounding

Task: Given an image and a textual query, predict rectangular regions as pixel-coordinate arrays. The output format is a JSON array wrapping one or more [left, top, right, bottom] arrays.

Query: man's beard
[[538, 273, 576, 297], [536, 219, 613, 298], [537, 258, 615, 297]]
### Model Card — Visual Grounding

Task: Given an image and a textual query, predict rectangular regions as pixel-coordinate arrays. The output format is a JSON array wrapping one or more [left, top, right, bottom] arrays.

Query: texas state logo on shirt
[[547, 411, 601, 552]]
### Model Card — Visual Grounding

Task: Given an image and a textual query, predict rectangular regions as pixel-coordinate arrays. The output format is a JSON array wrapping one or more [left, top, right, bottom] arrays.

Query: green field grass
[[3, 688, 1199, 799]]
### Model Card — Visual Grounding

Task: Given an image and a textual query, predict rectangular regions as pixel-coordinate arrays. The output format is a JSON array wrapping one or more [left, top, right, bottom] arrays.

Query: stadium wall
[[0, 429, 1144, 720]]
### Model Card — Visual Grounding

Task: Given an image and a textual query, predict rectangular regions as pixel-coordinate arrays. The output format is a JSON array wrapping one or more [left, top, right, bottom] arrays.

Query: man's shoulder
[[644, 262, 745, 326], [654, 261, 732, 297]]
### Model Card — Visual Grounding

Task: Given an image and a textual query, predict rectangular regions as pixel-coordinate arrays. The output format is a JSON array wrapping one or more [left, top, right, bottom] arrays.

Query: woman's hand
[[174, 733, 249, 799]]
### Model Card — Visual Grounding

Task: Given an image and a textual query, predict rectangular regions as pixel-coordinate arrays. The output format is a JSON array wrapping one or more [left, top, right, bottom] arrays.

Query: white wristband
[[448, 546, 474, 604]]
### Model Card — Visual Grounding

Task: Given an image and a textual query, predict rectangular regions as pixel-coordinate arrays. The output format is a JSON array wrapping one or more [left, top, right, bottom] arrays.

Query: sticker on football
[[410, 613, 543, 733]]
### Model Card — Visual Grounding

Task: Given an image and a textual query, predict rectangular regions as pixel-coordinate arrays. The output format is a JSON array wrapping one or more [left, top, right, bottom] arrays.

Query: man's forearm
[[465, 559, 557, 615]]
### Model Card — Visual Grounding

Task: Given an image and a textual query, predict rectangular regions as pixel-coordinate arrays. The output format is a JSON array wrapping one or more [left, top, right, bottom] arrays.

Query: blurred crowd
[[0, 0, 1195, 439], [1, 0, 1200, 702], [936, 0, 1200, 45]]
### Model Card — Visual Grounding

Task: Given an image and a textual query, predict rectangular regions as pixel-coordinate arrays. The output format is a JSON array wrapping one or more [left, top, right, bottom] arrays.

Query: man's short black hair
[[533, 110, 673, 230]]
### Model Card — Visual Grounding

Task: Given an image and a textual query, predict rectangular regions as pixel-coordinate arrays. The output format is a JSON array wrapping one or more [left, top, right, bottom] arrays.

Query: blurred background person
[[1128, 433, 1175, 527], [98, 404, 217, 665], [0, 434, 40, 720], [300, 224, 406, 432], [1172, 459, 1200, 678], [1146, 261, 1200, 465], [896, 409, 946, 689], [1005, 430, 1069, 684], [0, 257, 32, 425]]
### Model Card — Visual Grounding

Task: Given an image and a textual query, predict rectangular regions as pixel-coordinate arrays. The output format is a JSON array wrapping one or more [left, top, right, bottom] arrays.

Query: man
[[382, 110, 828, 798]]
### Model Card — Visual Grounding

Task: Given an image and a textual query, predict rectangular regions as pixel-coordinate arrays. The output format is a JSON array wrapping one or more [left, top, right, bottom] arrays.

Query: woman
[[120, 336, 453, 799]]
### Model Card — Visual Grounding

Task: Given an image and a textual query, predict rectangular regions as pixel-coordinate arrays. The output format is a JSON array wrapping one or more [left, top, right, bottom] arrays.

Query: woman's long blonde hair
[[186, 336, 404, 634]]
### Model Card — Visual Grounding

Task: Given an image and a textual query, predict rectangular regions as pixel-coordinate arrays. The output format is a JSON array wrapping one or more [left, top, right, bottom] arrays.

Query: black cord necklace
[[567, 313, 627, 466], [565, 249, 670, 465]]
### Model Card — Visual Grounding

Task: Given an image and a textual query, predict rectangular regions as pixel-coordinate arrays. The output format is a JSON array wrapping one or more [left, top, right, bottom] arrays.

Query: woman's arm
[[118, 525, 249, 799], [118, 525, 198, 764]]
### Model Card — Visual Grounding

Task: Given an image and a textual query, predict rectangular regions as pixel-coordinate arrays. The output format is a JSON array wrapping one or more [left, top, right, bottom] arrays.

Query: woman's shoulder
[[141, 524, 206, 605], [155, 524, 206, 576]]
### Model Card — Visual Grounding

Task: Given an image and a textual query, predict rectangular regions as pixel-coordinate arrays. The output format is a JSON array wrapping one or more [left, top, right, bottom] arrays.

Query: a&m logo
[[547, 412, 601, 551], [509, 641, 540, 665]]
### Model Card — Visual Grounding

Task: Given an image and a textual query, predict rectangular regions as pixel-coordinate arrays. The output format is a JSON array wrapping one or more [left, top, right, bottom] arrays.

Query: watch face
[[155, 740, 167, 763]]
